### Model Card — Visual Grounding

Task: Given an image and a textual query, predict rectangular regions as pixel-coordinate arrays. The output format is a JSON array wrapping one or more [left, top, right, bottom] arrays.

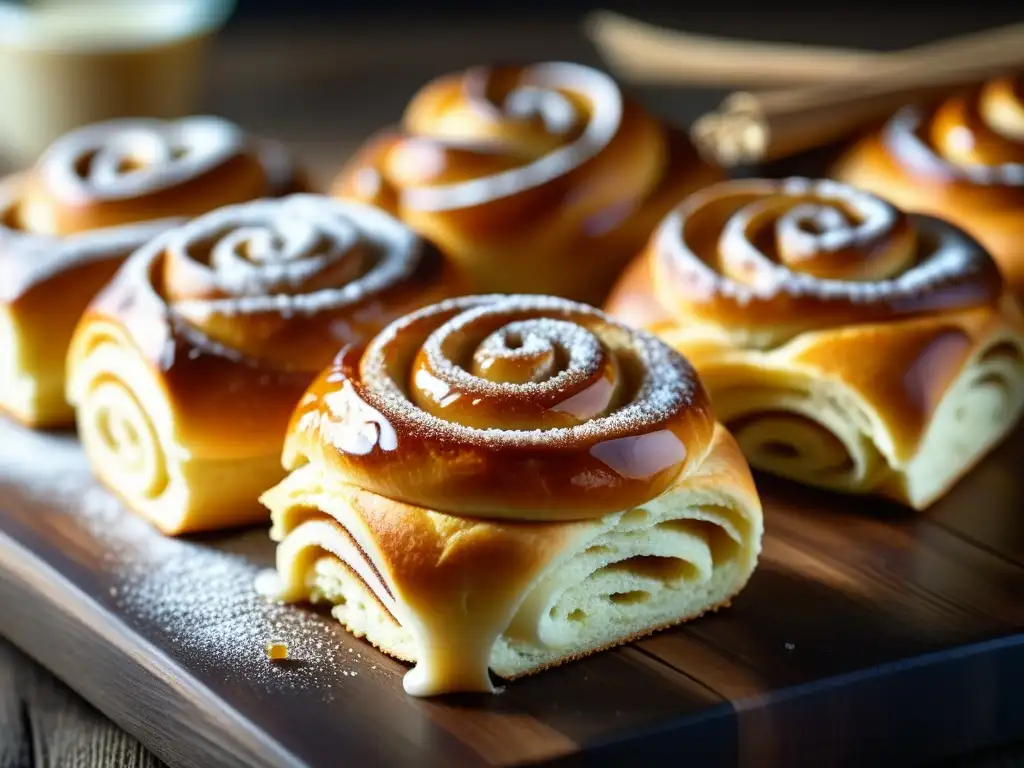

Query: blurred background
[[1, 0, 1022, 178]]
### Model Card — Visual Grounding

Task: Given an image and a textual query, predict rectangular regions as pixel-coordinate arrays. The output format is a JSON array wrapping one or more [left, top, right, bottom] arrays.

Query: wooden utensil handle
[[690, 28, 1024, 166], [587, 10, 1024, 89]]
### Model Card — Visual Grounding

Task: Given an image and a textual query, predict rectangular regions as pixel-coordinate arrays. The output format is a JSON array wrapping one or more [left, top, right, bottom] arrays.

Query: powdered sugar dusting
[[657, 177, 998, 322], [360, 294, 699, 448], [0, 421, 384, 697], [884, 105, 1024, 187], [1, 116, 302, 304], [426, 315, 603, 397], [39, 116, 250, 204], [0, 172, 184, 303], [164, 195, 423, 319], [403, 63, 624, 212]]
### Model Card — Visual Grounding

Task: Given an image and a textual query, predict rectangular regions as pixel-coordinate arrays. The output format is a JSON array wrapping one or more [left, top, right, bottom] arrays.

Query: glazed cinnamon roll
[[832, 74, 1024, 299], [606, 177, 1024, 509], [0, 116, 303, 427], [330, 62, 723, 306], [260, 294, 763, 697], [66, 195, 460, 535]]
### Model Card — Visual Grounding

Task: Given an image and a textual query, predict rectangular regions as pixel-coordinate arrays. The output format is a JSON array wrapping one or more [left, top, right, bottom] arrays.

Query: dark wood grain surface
[[1, 412, 1023, 767], [3, 10, 1024, 768]]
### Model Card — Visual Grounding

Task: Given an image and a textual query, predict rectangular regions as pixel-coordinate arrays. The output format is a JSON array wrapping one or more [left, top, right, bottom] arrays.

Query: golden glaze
[[74, 195, 462, 459], [330, 62, 723, 306], [623, 177, 1003, 348], [680, 306, 1017, 465], [0, 117, 305, 428], [832, 74, 1024, 299], [263, 422, 763, 696], [285, 294, 717, 520], [605, 177, 1024, 508], [2, 117, 305, 302]]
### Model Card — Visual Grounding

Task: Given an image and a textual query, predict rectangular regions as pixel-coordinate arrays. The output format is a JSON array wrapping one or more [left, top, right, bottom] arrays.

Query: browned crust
[[283, 424, 761, 682], [831, 128, 1024, 300], [69, 210, 463, 460], [329, 64, 724, 306]]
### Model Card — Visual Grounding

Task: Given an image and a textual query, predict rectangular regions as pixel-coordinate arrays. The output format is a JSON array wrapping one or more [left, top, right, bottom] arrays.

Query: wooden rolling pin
[[690, 33, 1024, 166], [586, 10, 1024, 89]]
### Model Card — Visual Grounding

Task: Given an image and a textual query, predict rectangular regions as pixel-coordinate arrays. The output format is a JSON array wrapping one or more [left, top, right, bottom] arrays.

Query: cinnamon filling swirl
[[652, 177, 1003, 348], [285, 294, 717, 520]]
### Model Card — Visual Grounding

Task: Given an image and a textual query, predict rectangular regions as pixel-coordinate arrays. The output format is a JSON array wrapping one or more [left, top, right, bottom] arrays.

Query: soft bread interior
[[0, 303, 77, 427], [262, 426, 762, 696], [903, 333, 1024, 505], [669, 322, 1024, 510], [66, 317, 279, 534], [0, 304, 46, 425]]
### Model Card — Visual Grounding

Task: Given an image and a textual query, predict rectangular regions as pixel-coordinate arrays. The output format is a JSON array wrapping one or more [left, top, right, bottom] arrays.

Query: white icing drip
[[39, 116, 249, 204], [884, 107, 1024, 186], [402, 62, 623, 212], [323, 380, 399, 456], [658, 177, 986, 306], [165, 195, 422, 318], [266, 462, 757, 698], [359, 294, 698, 448]]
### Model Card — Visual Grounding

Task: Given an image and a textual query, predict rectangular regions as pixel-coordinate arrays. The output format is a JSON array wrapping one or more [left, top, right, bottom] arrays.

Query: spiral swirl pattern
[[286, 294, 716, 520], [10, 116, 298, 238], [884, 75, 1024, 190], [79, 355, 170, 502], [64, 195, 455, 533], [116, 194, 442, 368], [652, 177, 1003, 347], [392, 63, 621, 211], [41, 117, 248, 203], [334, 63, 624, 211], [332, 62, 721, 303], [832, 75, 1024, 298]]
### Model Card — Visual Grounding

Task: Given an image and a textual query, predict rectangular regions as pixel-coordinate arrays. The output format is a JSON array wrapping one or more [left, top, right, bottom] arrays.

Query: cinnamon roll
[[0, 116, 304, 427], [66, 195, 461, 535], [260, 294, 763, 697], [832, 74, 1024, 299], [330, 62, 723, 306], [606, 177, 1024, 509]]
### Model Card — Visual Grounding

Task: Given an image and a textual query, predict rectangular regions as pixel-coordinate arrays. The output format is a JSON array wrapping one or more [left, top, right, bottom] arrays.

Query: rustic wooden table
[[2, 9, 1024, 767]]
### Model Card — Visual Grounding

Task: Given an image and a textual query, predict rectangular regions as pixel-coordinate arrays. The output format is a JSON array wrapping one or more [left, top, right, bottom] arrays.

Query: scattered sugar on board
[[0, 423, 368, 694], [80, 490, 361, 691]]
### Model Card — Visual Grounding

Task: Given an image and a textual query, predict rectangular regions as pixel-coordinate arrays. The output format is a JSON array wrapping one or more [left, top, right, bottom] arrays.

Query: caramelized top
[[0, 116, 303, 303], [82, 194, 460, 455], [285, 294, 717, 520], [13, 116, 297, 235], [880, 74, 1024, 206], [335, 63, 653, 221], [330, 62, 722, 303], [649, 177, 1003, 348]]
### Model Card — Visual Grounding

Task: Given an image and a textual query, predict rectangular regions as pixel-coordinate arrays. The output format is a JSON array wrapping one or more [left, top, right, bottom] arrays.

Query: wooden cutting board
[[1, 418, 1022, 768]]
